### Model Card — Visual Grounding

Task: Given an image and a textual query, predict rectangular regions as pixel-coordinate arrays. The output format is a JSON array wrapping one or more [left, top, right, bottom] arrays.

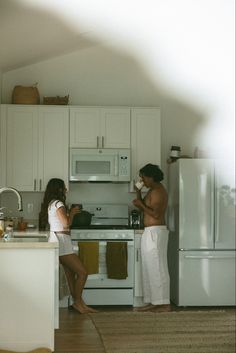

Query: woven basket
[[12, 85, 40, 104], [43, 95, 69, 105]]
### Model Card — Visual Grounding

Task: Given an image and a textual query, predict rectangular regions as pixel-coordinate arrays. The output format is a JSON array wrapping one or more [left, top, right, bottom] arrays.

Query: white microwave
[[70, 148, 131, 182]]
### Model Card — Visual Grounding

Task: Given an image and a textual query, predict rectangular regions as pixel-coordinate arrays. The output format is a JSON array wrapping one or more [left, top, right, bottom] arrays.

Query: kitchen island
[[0, 231, 59, 352]]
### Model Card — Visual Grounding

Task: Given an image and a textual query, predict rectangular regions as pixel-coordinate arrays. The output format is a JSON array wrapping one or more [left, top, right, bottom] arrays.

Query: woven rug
[[89, 310, 236, 353]]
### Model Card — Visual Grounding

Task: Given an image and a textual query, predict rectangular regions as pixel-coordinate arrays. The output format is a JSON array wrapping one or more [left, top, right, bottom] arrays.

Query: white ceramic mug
[[135, 180, 144, 190]]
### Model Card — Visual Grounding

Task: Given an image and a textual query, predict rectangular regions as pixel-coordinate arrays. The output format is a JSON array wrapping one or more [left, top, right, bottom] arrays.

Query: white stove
[[68, 204, 135, 306]]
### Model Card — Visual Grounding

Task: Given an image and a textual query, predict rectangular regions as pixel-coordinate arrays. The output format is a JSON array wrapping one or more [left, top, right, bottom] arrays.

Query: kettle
[[129, 209, 142, 229]]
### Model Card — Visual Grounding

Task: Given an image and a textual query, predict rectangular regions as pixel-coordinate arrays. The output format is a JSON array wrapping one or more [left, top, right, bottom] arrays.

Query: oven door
[[72, 240, 134, 288]]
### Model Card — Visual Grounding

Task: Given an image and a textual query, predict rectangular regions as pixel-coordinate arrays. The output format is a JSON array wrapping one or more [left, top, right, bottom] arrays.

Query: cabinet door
[[101, 108, 130, 148], [6, 105, 38, 191], [38, 107, 69, 190], [69, 107, 101, 148], [131, 108, 161, 181]]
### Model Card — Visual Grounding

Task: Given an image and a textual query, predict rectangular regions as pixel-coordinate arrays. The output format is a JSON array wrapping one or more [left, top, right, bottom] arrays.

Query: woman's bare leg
[[60, 254, 97, 313], [62, 265, 76, 299]]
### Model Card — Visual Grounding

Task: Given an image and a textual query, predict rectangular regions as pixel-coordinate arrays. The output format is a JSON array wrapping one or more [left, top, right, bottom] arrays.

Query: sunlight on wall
[[20, 0, 235, 179]]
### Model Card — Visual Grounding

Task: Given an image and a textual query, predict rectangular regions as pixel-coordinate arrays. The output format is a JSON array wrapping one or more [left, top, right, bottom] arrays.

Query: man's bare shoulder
[[151, 184, 168, 200]]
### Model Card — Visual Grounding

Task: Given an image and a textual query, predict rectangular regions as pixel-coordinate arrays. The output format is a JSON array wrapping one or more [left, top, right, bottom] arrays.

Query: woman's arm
[[56, 205, 81, 227]]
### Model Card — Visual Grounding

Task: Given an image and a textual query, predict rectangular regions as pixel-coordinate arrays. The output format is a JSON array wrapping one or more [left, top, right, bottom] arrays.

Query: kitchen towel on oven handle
[[78, 241, 99, 274], [106, 242, 128, 279]]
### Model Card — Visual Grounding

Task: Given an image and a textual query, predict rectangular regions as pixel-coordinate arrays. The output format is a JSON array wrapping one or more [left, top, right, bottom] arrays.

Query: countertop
[[0, 230, 58, 249]]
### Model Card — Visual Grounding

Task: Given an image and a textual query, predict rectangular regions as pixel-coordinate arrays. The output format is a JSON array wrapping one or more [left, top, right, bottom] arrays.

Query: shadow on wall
[[1, 0, 207, 178]]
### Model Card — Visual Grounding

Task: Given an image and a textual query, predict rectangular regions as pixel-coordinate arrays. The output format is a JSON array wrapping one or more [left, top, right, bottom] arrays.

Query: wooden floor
[[55, 307, 106, 353], [54, 305, 234, 353]]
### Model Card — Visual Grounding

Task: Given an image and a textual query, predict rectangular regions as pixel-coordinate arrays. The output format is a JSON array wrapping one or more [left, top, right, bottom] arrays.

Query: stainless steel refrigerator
[[167, 159, 235, 306]]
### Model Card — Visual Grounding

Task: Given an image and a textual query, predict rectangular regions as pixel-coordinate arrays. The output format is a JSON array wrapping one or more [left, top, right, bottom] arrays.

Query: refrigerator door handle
[[210, 167, 215, 244], [215, 177, 220, 243], [184, 255, 235, 259]]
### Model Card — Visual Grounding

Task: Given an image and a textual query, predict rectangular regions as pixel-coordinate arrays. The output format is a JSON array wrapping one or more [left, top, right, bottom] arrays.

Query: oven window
[[76, 161, 110, 175]]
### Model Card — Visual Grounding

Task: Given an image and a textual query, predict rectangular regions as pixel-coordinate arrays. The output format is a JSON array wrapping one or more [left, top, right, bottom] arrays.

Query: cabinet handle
[[102, 136, 104, 148], [34, 179, 36, 191], [39, 179, 42, 191], [97, 136, 99, 148], [136, 249, 139, 262]]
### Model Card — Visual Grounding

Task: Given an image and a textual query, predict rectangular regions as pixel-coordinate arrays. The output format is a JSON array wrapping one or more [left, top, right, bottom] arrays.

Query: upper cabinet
[[131, 108, 161, 182], [0, 104, 161, 191], [69, 107, 130, 148], [2, 105, 69, 191]]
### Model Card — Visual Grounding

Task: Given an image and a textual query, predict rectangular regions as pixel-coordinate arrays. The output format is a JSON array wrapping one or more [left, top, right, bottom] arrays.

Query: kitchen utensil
[[129, 209, 142, 229]]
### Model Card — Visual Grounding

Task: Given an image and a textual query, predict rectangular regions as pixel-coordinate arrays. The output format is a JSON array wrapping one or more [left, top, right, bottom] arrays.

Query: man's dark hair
[[139, 163, 164, 182]]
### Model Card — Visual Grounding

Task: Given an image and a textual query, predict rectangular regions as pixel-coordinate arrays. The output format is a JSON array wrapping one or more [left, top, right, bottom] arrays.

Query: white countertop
[[134, 229, 144, 234], [0, 230, 58, 249]]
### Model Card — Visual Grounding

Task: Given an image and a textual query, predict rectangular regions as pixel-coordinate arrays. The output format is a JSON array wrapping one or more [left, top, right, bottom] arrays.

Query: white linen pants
[[141, 225, 170, 305]]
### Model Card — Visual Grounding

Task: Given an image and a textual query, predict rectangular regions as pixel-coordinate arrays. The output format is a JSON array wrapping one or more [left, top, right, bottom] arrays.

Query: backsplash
[[0, 182, 136, 222]]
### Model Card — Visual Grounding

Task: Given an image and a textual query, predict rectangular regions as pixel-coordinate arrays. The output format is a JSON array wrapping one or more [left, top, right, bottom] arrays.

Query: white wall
[[1, 44, 204, 164]]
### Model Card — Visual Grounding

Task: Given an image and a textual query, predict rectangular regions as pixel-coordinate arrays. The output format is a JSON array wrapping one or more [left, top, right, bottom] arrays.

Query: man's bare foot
[[133, 304, 155, 312], [150, 304, 171, 313]]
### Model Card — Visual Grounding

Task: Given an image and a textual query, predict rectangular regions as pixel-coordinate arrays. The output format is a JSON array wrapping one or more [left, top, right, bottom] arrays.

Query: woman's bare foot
[[71, 300, 98, 314], [72, 303, 91, 314], [81, 299, 98, 313]]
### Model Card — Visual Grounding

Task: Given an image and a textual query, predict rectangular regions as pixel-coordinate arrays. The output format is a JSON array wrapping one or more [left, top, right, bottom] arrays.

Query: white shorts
[[141, 225, 170, 305], [54, 232, 74, 256]]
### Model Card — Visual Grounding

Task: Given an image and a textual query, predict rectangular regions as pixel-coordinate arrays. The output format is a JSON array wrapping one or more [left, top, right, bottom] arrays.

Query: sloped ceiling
[[0, 0, 96, 73]]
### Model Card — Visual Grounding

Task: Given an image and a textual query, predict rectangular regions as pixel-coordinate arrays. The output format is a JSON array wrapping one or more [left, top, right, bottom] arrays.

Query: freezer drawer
[[178, 250, 236, 306]]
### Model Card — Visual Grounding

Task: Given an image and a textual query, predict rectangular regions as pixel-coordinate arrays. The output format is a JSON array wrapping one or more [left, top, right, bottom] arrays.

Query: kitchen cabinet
[[69, 106, 130, 148], [2, 105, 69, 191], [133, 232, 144, 307], [131, 108, 161, 184], [0, 232, 59, 351]]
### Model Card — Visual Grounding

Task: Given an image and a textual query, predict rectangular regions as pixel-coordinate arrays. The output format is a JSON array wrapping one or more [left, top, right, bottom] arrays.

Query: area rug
[[0, 349, 51, 353], [89, 310, 236, 353]]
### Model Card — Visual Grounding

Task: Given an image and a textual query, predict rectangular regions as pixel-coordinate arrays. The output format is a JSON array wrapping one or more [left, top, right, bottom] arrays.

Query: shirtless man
[[132, 163, 171, 312]]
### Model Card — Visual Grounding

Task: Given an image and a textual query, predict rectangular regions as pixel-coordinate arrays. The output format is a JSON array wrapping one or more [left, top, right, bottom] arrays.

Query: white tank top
[[48, 200, 65, 232]]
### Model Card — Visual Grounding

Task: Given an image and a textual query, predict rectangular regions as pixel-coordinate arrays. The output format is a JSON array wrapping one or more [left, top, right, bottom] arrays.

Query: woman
[[40, 178, 97, 314]]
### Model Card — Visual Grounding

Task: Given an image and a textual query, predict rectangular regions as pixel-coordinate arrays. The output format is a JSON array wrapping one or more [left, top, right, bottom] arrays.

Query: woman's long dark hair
[[39, 178, 66, 230]]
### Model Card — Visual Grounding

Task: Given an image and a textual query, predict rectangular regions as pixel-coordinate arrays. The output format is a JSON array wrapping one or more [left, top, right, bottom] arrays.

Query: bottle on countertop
[[0, 212, 5, 237], [4, 225, 13, 240]]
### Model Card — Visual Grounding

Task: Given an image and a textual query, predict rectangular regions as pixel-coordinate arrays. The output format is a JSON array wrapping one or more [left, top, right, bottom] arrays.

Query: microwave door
[[72, 155, 116, 181]]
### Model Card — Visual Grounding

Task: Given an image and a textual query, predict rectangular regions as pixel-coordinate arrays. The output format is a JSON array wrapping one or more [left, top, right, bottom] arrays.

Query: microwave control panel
[[119, 153, 130, 177]]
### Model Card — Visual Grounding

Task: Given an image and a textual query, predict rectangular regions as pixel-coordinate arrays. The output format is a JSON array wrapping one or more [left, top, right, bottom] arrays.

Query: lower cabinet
[[133, 232, 144, 307], [0, 245, 58, 351]]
